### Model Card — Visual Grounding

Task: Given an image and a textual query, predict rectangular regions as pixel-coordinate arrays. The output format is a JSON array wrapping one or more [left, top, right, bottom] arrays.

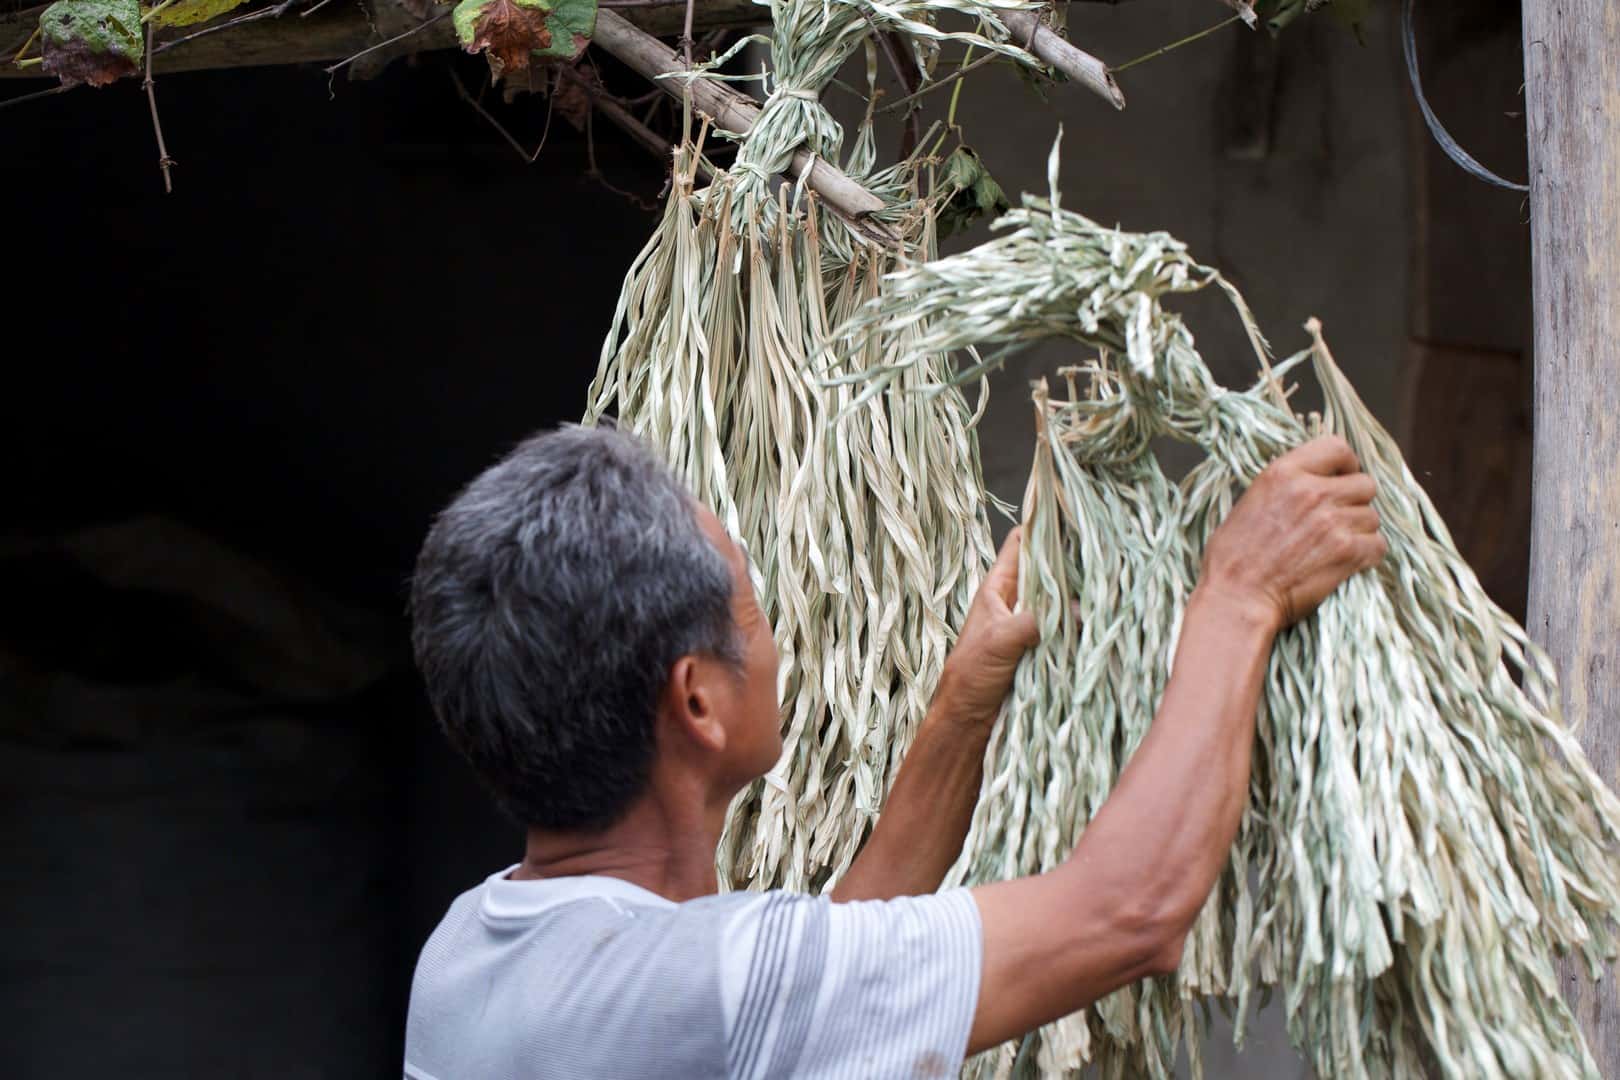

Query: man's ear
[[666, 655, 728, 754]]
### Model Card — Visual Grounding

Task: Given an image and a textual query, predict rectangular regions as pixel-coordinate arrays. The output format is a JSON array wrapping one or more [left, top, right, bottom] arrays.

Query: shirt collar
[[479, 865, 679, 921]]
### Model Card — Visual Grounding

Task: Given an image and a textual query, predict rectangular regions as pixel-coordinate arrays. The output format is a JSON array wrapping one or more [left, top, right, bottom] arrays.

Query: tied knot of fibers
[[1046, 369, 1161, 470], [1046, 343, 1255, 473], [696, 0, 1050, 241], [732, 80, 842, 185], [726, 160, 773, 184]]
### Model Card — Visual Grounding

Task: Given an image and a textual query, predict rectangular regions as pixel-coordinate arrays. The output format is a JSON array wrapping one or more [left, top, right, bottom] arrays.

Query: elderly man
[[404, 424, 1383, 1079]]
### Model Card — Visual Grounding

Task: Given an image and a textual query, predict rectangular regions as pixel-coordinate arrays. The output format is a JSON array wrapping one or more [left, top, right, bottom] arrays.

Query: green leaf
[[1014, 58, 1050, 103], [1327, 0, 1371, 43], [39, 0, 141, 87], [1255, 0, 1307, 34], [936, 146, 1010, 241], [1256, 0, 1368, 39], [149, 0, 250, 28], [537, 0, 593, 59], [453, 0, 593, 80]]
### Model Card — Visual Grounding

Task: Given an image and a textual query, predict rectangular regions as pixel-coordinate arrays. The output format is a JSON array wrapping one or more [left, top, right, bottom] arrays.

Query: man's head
[[410, 425, 781, 832]]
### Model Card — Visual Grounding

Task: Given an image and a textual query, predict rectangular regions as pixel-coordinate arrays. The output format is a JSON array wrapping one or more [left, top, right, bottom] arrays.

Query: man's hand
[[1199, 435, 1387, 633], [935, 528, 1042, 728]]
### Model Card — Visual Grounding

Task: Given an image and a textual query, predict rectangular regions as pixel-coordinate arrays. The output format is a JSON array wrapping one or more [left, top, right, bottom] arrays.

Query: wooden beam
[[1521, 0, 1620, 1073], [0, 0, 764, 78], [3, 0, 1130, 82]]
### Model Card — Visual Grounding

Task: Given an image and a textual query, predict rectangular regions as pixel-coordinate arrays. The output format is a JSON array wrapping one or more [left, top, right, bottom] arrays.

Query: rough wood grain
[[1521, 0, 1620, 1071]]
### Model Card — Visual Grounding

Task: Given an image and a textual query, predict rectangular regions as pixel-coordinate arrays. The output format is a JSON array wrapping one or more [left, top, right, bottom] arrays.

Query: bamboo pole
[[591, 7, 900, 245], [1000, 8, 1121, 109], [1521, 0, 1620, 1072]]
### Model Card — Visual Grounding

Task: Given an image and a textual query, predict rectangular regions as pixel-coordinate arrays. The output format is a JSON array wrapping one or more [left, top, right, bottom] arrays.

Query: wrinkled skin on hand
[[936, 528, 1041, 727], [1200, 434, 1387, 631]]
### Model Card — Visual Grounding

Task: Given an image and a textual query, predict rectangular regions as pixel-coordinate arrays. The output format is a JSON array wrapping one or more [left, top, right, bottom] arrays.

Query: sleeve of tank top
[[716, 889, 983, 1080]]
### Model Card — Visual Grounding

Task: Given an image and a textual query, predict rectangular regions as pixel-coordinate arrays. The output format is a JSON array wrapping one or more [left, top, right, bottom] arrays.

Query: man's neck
[[510, 788, 725, 903]]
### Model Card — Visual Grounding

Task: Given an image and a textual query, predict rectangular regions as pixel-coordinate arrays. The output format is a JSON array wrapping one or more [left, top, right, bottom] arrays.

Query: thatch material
[[835, 152, 1620, 1078], [583, 0, 1056, 890]]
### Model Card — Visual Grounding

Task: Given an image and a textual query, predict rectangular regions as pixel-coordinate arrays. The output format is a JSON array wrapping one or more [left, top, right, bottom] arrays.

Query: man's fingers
[[998, 609, 1040, 652], [1326, 472, 1378, 506], [1355, 532, 1389, 571], [1340, 505, 1382, 536], [984, 527, 1024, 608], [1288, 434, 1361, 477]]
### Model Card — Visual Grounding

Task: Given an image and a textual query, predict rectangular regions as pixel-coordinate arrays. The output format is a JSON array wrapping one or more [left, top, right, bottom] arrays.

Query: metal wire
[[1402, 0, 1529, 193]]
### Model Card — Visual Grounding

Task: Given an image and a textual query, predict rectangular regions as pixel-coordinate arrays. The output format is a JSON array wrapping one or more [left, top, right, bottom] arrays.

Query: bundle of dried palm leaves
[[835, 142, 1620, 1079], [583, 0, 1053, 891]]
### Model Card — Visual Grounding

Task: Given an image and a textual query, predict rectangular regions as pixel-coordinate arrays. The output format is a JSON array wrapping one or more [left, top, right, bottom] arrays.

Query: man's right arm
[[966, 435, 1386, 1053]]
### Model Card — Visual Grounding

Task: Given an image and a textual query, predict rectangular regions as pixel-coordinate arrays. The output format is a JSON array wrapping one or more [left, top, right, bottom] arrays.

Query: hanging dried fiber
[[834, 141, 1620, 1078], [583, 0, 1052, 891]]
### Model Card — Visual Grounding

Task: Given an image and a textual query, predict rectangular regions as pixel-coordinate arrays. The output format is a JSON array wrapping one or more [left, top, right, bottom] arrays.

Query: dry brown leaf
[[460, 0, 551, 81]]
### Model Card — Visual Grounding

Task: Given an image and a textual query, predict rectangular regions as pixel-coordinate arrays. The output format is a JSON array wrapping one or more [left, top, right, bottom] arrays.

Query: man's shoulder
[[414, 874, 766, 971], [406, 877, 984, 1079], [405, 874, 785, 1078]]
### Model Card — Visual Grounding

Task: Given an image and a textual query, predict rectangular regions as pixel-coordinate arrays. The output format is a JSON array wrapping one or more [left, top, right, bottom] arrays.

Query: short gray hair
[[409, 425, 740, 830]]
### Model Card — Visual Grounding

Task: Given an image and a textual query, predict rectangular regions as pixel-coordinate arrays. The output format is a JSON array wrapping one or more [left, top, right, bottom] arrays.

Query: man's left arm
[[832, 528, 1037, 902]]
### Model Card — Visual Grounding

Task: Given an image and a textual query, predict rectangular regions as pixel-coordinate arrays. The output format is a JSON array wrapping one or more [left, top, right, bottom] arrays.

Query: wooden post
[[1521, 0, 1620, 1071]]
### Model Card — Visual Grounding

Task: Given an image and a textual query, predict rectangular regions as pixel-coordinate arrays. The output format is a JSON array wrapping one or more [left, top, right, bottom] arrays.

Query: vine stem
[[141, 0, 181, 24], [12, 25, 41, 64], [1109, 14, 1242, 75], [143, 21, 174, 193], [878, 47, 996, 115], [323, 10, 449, 75]]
